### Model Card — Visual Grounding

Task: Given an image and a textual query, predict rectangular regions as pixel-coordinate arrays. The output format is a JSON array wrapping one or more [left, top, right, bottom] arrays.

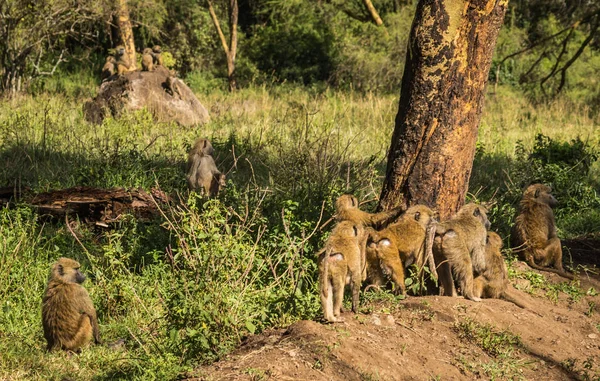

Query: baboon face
[[52, 258, 86, 284], [462, 203, 491, 230], [406, 205, 437, 227], [487, 231, 503, 249], [116, 45, 126, 56], [335, 194, 358, 212], [152, 45, 162, 53], [526, 184, 558, 208]]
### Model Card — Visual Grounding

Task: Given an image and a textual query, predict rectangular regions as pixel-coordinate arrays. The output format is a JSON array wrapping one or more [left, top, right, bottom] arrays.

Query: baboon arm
[[369, 207, 404, 228], [187, 156, 200, 185]]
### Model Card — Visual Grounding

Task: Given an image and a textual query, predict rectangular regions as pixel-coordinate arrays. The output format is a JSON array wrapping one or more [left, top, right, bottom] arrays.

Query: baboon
[[319, 221, 364, 322], [115, 45, 131, 75], [511, 184, 574, 279], [141, 48, 154, 71], [365, 205, 438, 295], [433, 203, 491, 301], [186, 138, 224, 197], [474, 232, 535, 310], [165, 76, 181, 98], [101, 56, 116, 81], [42, 258, 100, 352], [151, 45, 163, 66]]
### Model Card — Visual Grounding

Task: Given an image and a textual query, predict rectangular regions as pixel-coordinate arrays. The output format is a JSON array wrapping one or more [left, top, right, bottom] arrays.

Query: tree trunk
[[116, 0, 136, 70], [362, 0, 384, 26], [378, 0, 508, 220], [207, 0, 238, 92]]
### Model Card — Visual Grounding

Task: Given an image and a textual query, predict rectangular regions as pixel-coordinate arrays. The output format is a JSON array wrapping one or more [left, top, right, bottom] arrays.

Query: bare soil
[[193, 239, 600, 381]]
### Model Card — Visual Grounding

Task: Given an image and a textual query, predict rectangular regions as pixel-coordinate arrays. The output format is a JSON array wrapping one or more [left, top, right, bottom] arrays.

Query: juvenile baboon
[[115, 45, 131, 75], [186, 138, 224, 197], [165, 76, 181, 98], [511, 184, 574, 279], [319, 221, 364, 322], [433, 203, 491, 301], [141, 48, 154, 71], [474, 232, 534, 310], [151, 45, 163, 66], [366, 205, 438, 295], [42, 258, 100, 352], [101, 56, 116, 81]]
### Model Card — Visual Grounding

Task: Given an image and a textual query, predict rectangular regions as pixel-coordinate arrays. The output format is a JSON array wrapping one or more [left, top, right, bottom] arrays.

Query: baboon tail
[[424, 222, 438, 281], [501, 288, 542, 316], [319, 248, 331, 299], [528, 261, 575, 280]]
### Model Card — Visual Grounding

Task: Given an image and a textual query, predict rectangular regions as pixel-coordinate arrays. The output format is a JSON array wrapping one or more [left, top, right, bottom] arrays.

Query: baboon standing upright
[[42, 258, 100, 351], [511, 184, 574, 279]]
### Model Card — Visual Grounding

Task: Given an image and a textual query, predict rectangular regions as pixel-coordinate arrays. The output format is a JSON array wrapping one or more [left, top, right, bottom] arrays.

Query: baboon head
[[406, 204, 438, 228], [336, 220, 361, 239], [152, 45, 162, 53], [218, 173, 226, 188], [106, 56, 116, 63], [486, 231, 503, 250], [51, 258, 86, 284], [198, 138, 214, 156], [143, 47, 153, 54], [115, 45, 126, 56], [524, 184, 558, 208], [461, 203, 491, 230], [335, 194, 359, 213]]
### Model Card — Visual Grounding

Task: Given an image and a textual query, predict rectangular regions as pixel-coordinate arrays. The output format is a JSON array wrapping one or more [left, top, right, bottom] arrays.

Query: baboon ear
[[414, 211, 420, 221], [57, 264, 64, 276], [534, 189, 540, 198], [352, 225, 358, 236], [473, 207, 481, 217], [203, 140, 208, 149], [351, 196, 357, 207]]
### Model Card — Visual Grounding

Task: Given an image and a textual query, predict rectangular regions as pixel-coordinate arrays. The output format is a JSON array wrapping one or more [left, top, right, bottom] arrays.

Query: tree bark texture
[[362, 0, 384, 26], [117, 0, 136, 70], [207, 0, 238, 92], [378, 0, 508, 220]]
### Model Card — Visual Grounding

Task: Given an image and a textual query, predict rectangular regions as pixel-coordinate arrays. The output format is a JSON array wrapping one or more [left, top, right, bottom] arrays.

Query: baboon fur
[[433, 203, 491, 301], [101, 56, 116, 81], [474, 232, 535, 310], [319, 221, 364, 322], [141, 48, 154, 71], [186, 138, 225, 197], [115, 45, 131, 75], [511, 184, 574, 279], [151, 45, 163, 66], [42, 258, 100, 352], [365, 205, 438, 295]]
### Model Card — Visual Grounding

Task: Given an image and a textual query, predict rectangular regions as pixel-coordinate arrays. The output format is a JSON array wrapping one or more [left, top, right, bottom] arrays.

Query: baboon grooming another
[[474, 232, 533, 310], [115, 45, 131, 75], [141, 48, 154, 71], [319, 221, 364, 322], [433, 203, 491, 301], [511, 184, 574, 279], [101, 56, 116, 81], [186, 138, 225, 197], [42, 258, 100, 352], [366, 205, 438, 295]]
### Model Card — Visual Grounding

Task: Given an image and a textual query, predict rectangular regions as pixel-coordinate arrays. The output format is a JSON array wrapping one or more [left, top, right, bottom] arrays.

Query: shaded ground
[[193, 242, 600, 380]]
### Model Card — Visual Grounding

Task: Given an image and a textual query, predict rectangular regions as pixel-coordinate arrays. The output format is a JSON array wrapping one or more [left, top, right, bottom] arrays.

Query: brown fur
[[319, 221, 364, 322], [42, 258, 100, 352], [141, 48, 154, 71], [474, 232, 536, 311], [151, 45, 163, 66], [511, 184, 574, 279], [433, 203, 491, 301], [166, 76, 181, 98], [115, 45, 131, 75], [365, 205, 438, 295], [186, 138, 224, 197], [101, 56, 116, 81]]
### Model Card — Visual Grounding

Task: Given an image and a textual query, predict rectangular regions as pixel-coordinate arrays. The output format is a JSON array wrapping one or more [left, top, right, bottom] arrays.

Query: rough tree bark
[[207, 0, 238, 92], [378, 0, 508, 220], [362, 0, 384, 26], [116, 0, 136, 70]]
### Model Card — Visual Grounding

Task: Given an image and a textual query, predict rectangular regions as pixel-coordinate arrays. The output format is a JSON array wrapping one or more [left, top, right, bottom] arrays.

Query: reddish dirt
[[193, 257, 600, 381]]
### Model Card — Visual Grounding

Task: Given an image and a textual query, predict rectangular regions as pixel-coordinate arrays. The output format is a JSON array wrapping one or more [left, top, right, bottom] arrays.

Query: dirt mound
[[83, 67, 210, 126], [193, 268, 600, 380]]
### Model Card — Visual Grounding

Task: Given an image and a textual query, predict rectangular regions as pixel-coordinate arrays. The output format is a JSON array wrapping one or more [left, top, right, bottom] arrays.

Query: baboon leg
[[451, 254, 481, 302], [321, 279, 336, 322], [543, 237, 564, 271], [332, 272, 346, 320], [350, 262, 361, 313], [61, 314, 93, 351], [473, 277, 484, 299], [435, 251, 456, 297]]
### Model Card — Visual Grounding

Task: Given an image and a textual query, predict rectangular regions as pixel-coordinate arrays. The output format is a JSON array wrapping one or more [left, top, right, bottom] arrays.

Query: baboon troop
[[511, 184, 574, 279], [318, 183, 564, 321], [99, 44, 165, 80], [186, 138, 226, 197], [42, 258, 100, 352]]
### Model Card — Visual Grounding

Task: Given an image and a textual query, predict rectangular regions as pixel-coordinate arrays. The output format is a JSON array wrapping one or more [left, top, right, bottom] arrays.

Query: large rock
[[84, 66, 210, 126]]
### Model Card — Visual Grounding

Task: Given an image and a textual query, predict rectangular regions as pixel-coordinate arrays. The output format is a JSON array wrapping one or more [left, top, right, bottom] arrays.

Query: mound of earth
[[83, 66, 210, 126], [192, 264, 600, 380]]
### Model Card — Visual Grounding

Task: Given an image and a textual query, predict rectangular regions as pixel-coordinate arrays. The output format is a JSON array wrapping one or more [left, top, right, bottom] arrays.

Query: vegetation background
[[0, 0, 598, 379]]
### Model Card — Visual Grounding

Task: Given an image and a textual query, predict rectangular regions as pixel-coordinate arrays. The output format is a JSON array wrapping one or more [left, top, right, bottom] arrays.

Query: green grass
[[0, 83, 598, 379]]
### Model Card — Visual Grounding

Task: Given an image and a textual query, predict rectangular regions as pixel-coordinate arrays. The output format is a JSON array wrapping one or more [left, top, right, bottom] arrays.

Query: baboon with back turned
[[433, 203, 491, 301], [511, 184, 574, 279], [141, 48, 154, 71], [42, 258, 100, 352], [319, 221, 364, 322], [186, 138, 225, 197]]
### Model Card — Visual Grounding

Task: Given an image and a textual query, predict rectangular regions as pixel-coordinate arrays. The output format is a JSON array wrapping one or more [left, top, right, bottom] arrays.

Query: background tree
[[116, 0, 137, 69], [378, 0, 509, 219], [207, 0, 238, 91]]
